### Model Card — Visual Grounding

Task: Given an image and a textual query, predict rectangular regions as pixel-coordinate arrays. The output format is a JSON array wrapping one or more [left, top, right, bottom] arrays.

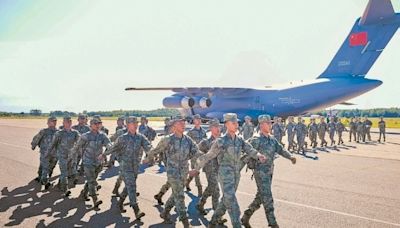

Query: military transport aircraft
[[127, 0, 400, 121]]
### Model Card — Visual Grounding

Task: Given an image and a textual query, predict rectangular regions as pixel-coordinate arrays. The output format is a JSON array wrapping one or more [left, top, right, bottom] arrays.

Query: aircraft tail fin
[[318, 0, 400, 79]]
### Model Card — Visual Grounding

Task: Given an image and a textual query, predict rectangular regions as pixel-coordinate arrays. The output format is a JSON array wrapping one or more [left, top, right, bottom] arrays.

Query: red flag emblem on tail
[[349, 32, 368, 46]]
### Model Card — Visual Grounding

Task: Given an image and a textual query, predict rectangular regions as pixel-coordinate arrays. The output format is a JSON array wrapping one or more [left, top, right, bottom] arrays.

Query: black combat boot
[[132, 204, 145, 220], [181, 217, 191, 228], [92, 196, 103, 210], [118, 196, 126, 213], [160, 207, 173, 224], [196, 198, 207, 215], [241, 209, 253, 228], [154, 193, 164, 205]]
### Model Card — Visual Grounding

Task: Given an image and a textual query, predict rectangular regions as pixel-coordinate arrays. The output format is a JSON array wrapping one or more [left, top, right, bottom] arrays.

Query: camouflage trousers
[[296, 134, 306, 152], [244, 171, 276, 226], [211, 169, 241, 228], [120, 169, 139, 206], [287, 133, 296, 150], [357, 131, 365, 142], [40, 153, 57, 185], [329, 131, 335, 143], [309, 132, 318, 148], [318, 132, 327, 146], [157, 181, 171, 196], [365, 127, 371, 141], [82, 164, 102, 197], [349, 130, 356, 141], [164, 175, 188, 220], [337, 131, 344, 144], [199, 170, 220, 210], [57, 154, 76, 191], [274, 134, 282, 144], [379, 130, 386, 141], [186, 160, 202, 188]]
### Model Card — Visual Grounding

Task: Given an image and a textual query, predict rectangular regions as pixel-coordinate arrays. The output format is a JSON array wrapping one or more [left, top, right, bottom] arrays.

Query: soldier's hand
[[257, 153, 267, 163], [189, 170, 199, 177], [290, 157, 296, 164]]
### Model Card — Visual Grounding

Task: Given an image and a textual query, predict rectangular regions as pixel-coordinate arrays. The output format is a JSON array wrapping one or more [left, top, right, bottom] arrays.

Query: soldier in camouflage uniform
[[240, 116, 255, 140], [364, 116, 373, 141], [241, 115, 296, 228], [318, 117, 328, 147], [349, 117, 357, 142], [278, 117, 286, 145], [328, 117, 336, 146], [109, 121, 128, 197], [285, 116, 297, 151], [145, 115, 202, 227], [74, 118, 112, 209], [196, 118, 221, 215], [272, 117, 283, 144], [192, 113, 267, 228], [31, 116, 58, 190], [336, 118, 346, 145], [356, 117, 366, 143], [48, 116, 80, 196], [104, 116, 151, 220], [93, 115, 109, 135], [378, 117, 386, 143], [106, 116, 126, 168], [308, 117, 318, 149], [72, 114, 90, 175], [294, 117, 307, 154], [185, 114, 206, 196]]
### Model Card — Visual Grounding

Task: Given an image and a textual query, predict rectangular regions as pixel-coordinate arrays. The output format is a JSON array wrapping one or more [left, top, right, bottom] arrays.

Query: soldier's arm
[[72, 135, 87, 156], [31, 129, 44, 150], [188, 137, 203, 161], [147, 137, 169, 161], [242, 138, 262, 160], [195, 140, 221, 171], [141, 134, 153, 154], [275, 139, 293, 160], [48, 132, 61, 155], [104, 136, 124, 156], [197, 139, 209, 153]]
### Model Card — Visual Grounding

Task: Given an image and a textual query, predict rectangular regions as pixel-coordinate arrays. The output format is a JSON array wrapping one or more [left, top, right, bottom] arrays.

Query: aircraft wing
[[125, 87, 255, 96]]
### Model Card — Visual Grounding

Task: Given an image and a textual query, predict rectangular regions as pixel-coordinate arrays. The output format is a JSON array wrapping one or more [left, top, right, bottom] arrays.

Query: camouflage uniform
[[104, 117, 151, 218], [195, 113, 260, 228], [294, 119, 307, 153], [73, 119, 111, 207], [285, 118, 297, 151], [308, 121, 318, 148], [242, 115, 294, 227], [72, 119, 90, 174], [186, 123, 207, 194], [349, 119, 357, 142], [364, 118, 373, 141], [147, 125, 202, 222], [356, 120, 366, 142], [318, 120, 328, 147], [196, 119, 221, 214], [240, 116, 255, 140], [378, 119, 386, 142], [48, 122, 80, 194], [336, 121, 346, 145], [31, 117, 58, 187], [328, 121, 336, 146], [272, 119, 283, 144], [110, 128, 127, 196]]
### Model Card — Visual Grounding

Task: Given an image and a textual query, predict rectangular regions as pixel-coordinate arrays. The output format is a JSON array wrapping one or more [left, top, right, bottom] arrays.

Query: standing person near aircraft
[[285, 116, 297, 151], [349, 117, 357, 142], [336, 118, 346, 145], [240, 116, 255, 140], [328, 117, 337, 146], [318, 117, 328, 147], [378, 117, 386, 143]]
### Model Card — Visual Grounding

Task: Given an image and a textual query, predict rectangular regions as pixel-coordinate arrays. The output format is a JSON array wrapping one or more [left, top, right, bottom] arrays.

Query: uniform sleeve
[[104, 136, 124, 156], [147, 137, 170, 160], [241, 138, 259, 159], [141, 135, 153, 153], [73, 135, 87, 156], [102, 134, 112, 150], [188, 137, 202, 160], [195, 139, 221, 171], [48, 132, 61, 155], [31, 129, 44, 149], [198, 139, 209, 153], [274, 139, 293, 160]]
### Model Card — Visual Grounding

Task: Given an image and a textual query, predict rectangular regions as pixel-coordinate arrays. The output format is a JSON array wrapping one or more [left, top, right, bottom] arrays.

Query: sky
[[0, 0, 399, 113]]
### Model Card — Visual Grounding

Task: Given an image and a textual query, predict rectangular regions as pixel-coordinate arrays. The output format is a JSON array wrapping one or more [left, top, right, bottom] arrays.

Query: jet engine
[[162, 96, 195, 109]]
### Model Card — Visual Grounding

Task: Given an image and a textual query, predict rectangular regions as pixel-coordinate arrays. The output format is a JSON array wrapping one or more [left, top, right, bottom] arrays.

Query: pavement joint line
[[143, 173, 400, 227]]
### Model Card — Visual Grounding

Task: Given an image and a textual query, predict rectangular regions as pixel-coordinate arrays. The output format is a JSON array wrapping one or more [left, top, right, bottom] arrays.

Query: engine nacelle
[[193, 97, 212, 108], [163, 96, 195, 109]]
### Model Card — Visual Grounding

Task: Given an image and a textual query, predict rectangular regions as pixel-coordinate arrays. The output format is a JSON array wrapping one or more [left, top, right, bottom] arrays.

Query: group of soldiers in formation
[[239, 115, 386, 155], [30, 113, 386, 228]]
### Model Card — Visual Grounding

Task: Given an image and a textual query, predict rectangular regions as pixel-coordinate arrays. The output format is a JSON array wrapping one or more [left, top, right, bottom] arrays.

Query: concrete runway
[[0, 119, 399, 228]]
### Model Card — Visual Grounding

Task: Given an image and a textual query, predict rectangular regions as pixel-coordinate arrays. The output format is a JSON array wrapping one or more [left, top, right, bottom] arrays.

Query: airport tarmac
[[0, 119, 399, 228]]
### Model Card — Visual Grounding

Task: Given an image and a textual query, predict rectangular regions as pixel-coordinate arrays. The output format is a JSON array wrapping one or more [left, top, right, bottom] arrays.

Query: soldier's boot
[[64, 189, 71, 197], [181, 218, 191, 228], [196, 198, 207, 215], [241, 209, 253, 228], [44, 182, 52, 190], [79, 189, 90, 201], [154, 193, 164, 205], [96, 185, 102, 191], [92, 196, 103, 210], [132, 204, 145, 220], [112, 184, 120, 197], [270, 224, 279, 228], [160, 207, 173, 224], [118, 196, 126, 213], [197, 185, 203, 197]]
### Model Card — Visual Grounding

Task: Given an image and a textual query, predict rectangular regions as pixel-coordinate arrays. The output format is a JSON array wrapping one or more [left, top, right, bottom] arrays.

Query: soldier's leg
[[58, 158, 68, 193], [154, 181, 171, 205], [168, 177, 188, 221], [84, 164, 102, 208], [113, 172, 123, 196], [214, 175, 241, 228], [40, 153, 51, 187], [258, 172, 278, 226], [123, 170, 145, 219], [48, 155, 57, 178], [118, 187, 128, 212], [195, 175, 202, 196], [197, 171, 218, 214], [242, 190, 262, 227]]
